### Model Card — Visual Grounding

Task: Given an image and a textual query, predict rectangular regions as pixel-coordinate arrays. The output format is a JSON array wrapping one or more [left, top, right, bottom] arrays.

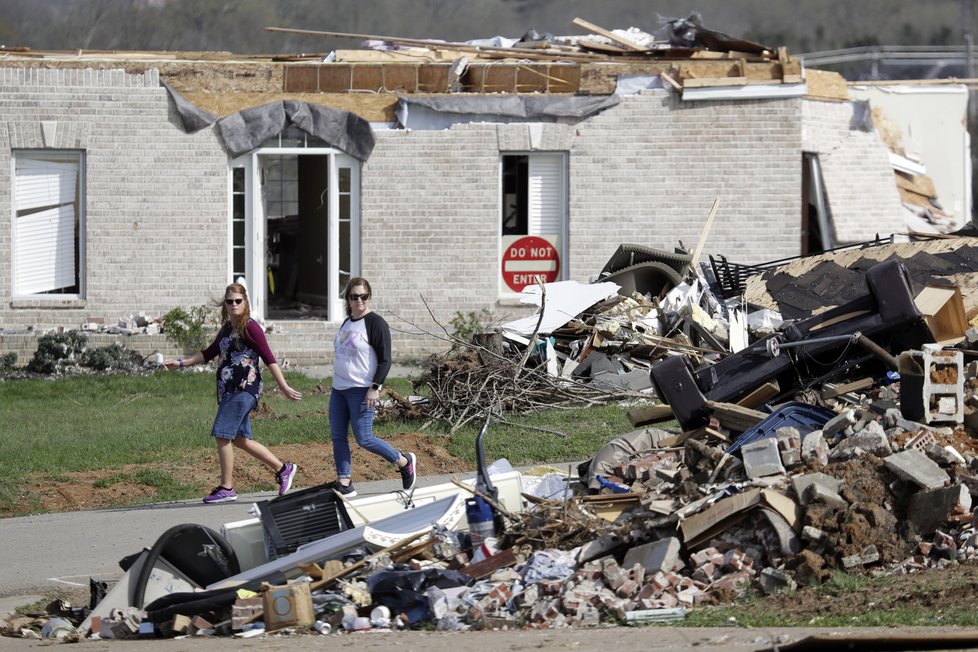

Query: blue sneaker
[[276, 463, 297, 496], [203, 486, 237, 504]]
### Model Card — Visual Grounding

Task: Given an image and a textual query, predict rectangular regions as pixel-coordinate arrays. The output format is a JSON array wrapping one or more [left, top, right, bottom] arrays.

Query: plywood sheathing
[[179, 91, 398, 123], [803, 68, 851, 101], [333, 48, 470, 63], [896, 172, 938, 198], [872, 106, 906, 156], [283, 62, 580, 94]]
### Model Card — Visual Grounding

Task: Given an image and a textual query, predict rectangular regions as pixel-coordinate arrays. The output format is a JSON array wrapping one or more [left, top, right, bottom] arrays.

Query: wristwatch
[[371, 382, 383, 391]]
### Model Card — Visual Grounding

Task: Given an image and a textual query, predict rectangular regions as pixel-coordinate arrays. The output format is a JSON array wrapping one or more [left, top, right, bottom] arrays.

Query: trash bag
[[366, 567, 474, 625]]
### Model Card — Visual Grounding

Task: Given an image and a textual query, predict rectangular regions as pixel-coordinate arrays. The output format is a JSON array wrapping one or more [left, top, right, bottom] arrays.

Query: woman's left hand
[[281, 385, 302, 401], [366, 387, 380, 408]]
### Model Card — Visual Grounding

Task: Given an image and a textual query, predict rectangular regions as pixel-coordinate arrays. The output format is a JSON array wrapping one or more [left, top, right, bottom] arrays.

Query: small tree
[[448, 309, 493, 349], [161, 305, 215, 354]]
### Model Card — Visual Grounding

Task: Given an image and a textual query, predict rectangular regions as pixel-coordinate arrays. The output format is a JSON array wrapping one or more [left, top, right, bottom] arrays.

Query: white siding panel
[[15, 205, 76, 294]]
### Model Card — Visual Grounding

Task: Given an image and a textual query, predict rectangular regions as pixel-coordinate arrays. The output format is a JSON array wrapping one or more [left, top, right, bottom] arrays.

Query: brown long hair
[[220, 283, 251, 340], [343, 277, 373, 317]]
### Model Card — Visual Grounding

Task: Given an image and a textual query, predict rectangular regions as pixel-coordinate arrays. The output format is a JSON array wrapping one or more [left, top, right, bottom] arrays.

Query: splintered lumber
[[735, 381, 780, 409], [309, 530, 428, 591], [705, 400, 767, 432], [459, 547, 519, 579], [627, 402, 676, 427], [572, 18, 648, 51], [266, 26, 610, 63], [821, 377, 875, 400], [690, 198, 720, 268]]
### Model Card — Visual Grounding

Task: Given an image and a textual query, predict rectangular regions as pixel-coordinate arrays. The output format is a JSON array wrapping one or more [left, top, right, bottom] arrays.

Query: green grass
[[0, 370, 649, 515], [678, 570, 978, 628]]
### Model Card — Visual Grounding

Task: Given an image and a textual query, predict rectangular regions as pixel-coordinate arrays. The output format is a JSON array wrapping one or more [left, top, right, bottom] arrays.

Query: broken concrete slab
[[622, 537, 684, 575], [884, 449, 950, 490], [741, 437, 787, 479], [907, 483, 971, 534]]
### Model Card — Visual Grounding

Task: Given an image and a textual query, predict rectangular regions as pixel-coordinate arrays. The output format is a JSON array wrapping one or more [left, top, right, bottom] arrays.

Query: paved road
[[0, 471, 451, 611]]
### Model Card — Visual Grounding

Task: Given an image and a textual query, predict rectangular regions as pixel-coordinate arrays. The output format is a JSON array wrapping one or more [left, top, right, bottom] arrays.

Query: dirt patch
[[12, 432, 474, 517], [747, 561, 978, 623]]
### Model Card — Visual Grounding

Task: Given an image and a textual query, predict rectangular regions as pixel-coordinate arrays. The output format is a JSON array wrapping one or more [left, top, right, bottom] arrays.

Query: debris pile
[[6, 230, 978, 640]]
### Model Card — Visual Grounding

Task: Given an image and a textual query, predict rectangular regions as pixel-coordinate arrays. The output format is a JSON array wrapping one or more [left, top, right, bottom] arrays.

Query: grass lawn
[[0, 369, 644, 515]]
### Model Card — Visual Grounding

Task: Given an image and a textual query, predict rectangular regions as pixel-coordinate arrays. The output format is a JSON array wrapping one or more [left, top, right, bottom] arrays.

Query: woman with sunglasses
[[328, 277, 416, 497], [164, 283, 302, 504]]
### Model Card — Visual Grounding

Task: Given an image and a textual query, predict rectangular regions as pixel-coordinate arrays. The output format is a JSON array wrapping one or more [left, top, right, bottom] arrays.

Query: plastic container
[[726, 401, 836, 455], [465, 496, 496, 543]]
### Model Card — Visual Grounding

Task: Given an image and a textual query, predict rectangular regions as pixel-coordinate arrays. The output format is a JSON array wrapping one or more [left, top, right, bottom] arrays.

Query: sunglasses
[[348, 293, 369, 301], [225, 298, 245, 305]]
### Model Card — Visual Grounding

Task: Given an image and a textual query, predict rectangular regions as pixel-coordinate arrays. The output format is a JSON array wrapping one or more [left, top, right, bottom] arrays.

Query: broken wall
[[0, 67, 823, 364], [848, 84, 971, 228], [801, 99, 907, 243]]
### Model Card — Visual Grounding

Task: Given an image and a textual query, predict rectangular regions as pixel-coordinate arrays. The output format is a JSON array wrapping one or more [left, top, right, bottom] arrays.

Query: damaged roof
[[0, 15, 849, 124]]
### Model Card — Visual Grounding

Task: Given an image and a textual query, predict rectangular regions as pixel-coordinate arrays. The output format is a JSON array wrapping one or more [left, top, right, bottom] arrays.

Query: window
[[12, 151, 84, 296], [500, 153, 567, 295]]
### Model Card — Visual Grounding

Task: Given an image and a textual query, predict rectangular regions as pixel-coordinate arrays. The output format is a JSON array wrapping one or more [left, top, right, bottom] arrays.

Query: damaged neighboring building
[[0, 19, 969, 365]]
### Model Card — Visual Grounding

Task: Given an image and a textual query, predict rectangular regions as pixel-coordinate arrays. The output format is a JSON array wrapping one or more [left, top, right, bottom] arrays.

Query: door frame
[[229, 148, 360, 321]]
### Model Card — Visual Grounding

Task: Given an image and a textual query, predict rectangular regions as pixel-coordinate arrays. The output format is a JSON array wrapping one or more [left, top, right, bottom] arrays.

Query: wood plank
[[578, 38, 632, 54], [735, 381, 780, 409], [690, 197, 721, 268], [659, 71, 682, 91], [459, 546, 518, 579], [705, 400, 767, 432], [627, 403, 676, 427], [821, 377, 875, 399], [572, 17, 648, 51]]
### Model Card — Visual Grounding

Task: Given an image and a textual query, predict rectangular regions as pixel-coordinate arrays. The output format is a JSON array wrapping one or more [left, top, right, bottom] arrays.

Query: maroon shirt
[[201, 319, 276, 403]]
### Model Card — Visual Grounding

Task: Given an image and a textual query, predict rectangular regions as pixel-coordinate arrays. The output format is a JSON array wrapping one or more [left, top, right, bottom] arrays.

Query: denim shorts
[[211, 392, 257, 440]]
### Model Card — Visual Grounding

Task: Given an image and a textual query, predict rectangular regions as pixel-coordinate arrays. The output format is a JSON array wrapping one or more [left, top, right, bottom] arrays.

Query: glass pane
[[339, 168, 351, 193], [339, 221, 350, 273], [233, 248, 245, 276], [339, 194, 350, 219], [232, 167, 244, 193], [233, 195, 244, 220], [233, 220, 244, 244]]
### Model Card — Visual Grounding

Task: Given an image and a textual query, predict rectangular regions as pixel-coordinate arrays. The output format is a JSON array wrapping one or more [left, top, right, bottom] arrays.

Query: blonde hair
[[220, 283, 251, 340]]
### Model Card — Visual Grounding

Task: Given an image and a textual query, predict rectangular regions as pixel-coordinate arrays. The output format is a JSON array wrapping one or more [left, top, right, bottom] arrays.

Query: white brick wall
[[801, 99, 906, 243], [0, 67, 228, 341], [1, 68, 897, 366]]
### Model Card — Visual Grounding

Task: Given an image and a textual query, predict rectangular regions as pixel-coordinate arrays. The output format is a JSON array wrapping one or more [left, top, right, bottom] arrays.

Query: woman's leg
[[216, 438, 234, 488], [235, 438, 282, 472], [329, 388, 354, 481], [347, 387, 402, 465], [211, 392, 259, 488]]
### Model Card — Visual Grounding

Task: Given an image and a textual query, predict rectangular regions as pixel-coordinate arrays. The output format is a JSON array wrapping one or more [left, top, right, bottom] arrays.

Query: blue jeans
[[329, 386, 400, 479]]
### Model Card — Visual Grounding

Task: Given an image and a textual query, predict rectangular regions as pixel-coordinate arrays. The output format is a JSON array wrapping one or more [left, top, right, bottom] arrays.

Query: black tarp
[[163, 83, 375, 160]]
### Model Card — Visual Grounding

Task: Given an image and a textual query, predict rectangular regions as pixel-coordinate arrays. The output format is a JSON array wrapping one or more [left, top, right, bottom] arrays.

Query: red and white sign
[[502, 235, 560, 292]]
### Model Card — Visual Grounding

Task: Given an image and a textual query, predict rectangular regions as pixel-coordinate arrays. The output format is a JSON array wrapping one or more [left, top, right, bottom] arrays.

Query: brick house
[[0, 46, 956, 366]]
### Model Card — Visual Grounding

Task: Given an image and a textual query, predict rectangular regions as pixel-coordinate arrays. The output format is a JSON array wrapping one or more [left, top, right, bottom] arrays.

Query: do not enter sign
[[502, 235, 560, 292]]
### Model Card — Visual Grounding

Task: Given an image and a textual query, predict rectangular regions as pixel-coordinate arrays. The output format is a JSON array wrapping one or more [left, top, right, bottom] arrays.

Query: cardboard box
[[262, 582, 315, 631], [914, 284, 967, 345]]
